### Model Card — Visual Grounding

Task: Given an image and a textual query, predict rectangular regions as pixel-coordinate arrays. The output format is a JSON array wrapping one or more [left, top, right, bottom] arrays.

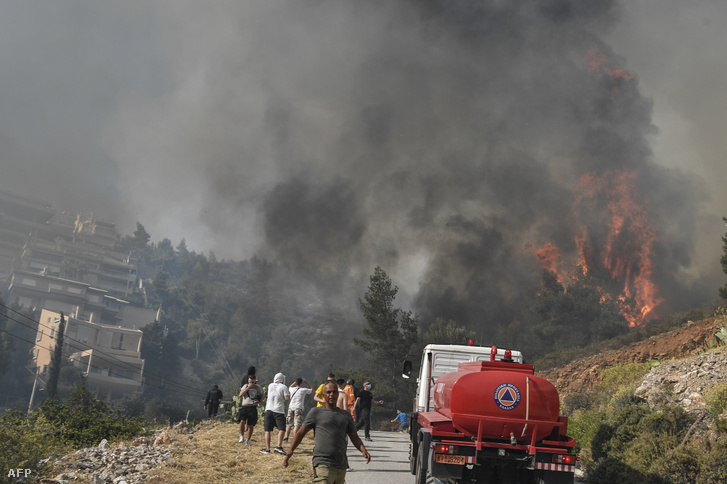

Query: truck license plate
[[435, 454, 466, 465]]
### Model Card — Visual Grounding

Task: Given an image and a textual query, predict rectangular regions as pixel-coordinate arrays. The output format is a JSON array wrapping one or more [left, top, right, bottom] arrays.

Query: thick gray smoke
[[1, 1, 725, 337]]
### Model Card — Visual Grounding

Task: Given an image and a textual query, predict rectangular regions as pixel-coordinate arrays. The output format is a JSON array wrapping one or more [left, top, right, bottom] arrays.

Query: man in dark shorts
[[261, 372, 290, 455], [283, 381, 370, 483], [238, 375, 264, 445]]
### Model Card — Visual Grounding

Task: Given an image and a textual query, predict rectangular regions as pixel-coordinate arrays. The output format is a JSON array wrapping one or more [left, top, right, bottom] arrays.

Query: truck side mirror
[[402, 360, 412, 379]]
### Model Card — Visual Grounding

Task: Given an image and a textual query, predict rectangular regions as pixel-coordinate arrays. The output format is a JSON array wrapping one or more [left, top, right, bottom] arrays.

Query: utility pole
[[27, 366, 46, 414]]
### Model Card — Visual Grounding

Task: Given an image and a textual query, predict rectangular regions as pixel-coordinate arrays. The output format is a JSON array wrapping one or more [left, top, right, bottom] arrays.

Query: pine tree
[[46, 312, 66, 401], [355, 267, 418, 409]]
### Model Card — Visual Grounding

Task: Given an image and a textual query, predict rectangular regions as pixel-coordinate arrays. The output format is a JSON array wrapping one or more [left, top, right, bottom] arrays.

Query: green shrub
[[0, 410, 65, 480], [697, 439, 727, 483], [568, 408, 605, 455], [111, 394, 146, 419], [600, 362, 651, 393], [38, 383, 147, 447], [588, 456, 645, 484], [144, 395, 187, 425], [648, 446, 700, 484], [584, 402, 699, 482], [704, 382, 727, 417]]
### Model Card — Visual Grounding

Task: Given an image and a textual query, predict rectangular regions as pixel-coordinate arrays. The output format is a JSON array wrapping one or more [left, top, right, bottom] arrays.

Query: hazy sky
[[1, 1, 725, 329]]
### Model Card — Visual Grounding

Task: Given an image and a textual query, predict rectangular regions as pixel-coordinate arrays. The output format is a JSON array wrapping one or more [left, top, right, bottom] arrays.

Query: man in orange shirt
[[344, 379, 357, 422]]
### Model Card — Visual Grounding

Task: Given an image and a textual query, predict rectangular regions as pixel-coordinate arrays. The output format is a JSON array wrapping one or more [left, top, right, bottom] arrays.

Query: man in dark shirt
[[204, 385, 223, 418], [354, 381, 383, 441], [283, 381, 370, 483]]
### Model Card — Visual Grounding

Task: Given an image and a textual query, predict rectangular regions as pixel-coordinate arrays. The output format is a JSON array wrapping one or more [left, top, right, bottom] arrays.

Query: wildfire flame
[[534, 242, 566, 283], [532, 46, 659, 327], [535, 171, 663, 327], [586, 46, 635, 93]]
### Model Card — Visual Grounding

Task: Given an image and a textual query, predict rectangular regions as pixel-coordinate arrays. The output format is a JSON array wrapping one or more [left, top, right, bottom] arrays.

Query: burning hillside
[[536, 170, 663, 327], [104, 1, 708, 341], [534, 47, 665, 328]]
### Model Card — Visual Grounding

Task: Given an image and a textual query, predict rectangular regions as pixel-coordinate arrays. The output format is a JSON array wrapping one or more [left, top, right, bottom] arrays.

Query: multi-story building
[[34, 309, 145, 400], [12, 237, 138, 298], [0, 190, 73, 281], [5, 269, 156, 330], [0, 190, 157, 401]]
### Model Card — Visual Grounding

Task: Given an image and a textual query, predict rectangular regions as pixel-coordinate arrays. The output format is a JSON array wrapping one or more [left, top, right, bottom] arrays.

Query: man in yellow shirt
[[314, 373, 336, 407]]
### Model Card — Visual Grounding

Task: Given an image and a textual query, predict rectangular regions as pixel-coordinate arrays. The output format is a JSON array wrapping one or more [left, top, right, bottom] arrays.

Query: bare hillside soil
[[536, 317, 722, 396]]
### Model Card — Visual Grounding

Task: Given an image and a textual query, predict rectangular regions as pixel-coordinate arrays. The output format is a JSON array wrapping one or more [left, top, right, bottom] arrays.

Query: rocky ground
[[46, 425, 184, 484]]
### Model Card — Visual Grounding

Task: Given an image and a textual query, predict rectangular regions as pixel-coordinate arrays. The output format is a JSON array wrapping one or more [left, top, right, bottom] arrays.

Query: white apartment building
[[34, 309, 145, 400]]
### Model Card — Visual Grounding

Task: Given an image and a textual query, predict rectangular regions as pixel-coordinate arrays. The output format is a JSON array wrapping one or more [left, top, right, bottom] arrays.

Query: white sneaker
[[238, 436, 244, 443]]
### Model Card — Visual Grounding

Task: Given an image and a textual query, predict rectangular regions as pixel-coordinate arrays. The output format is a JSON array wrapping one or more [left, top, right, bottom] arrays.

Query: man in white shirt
[[261, 372, 291, 455], [284, 377, 313, 442]]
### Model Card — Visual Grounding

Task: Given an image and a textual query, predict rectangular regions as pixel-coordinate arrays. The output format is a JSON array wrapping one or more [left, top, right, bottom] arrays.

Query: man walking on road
[[284, 381, 370, 483], [261, 372, 290, 455], [355, 381, 383, 441]]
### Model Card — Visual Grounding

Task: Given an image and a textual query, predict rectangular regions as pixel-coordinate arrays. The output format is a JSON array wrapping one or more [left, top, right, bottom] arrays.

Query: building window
[[50, 328, 55, 339], [36, 330, 43, 342]]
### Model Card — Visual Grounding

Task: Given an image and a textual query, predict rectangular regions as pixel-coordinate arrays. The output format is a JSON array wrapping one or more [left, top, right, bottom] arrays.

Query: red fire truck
[[404, 344, 576, 483]]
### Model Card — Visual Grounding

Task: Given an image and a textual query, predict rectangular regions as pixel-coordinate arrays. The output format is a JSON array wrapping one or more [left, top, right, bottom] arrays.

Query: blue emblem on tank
[[494, 383, 521, 411]]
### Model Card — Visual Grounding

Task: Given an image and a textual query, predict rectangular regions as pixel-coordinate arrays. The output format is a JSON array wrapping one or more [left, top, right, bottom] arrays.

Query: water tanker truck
[[404, 343, 576, 484]]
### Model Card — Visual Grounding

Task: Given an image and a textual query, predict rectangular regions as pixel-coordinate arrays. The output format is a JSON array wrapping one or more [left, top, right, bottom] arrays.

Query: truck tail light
[[434, 444, 459, 455], [552, 454, 575, 465]]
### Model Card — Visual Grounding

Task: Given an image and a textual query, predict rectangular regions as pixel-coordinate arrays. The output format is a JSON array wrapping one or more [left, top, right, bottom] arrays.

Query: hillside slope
[[537, 317, 722, 397]]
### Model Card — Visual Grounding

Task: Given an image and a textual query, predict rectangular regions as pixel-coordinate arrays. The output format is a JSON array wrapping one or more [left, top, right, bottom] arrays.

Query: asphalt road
[[343, 430, 584, 484], [345, 430, 414, 484]]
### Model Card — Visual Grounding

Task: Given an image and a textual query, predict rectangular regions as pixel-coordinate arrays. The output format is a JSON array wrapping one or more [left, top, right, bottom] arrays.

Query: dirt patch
[[536, 317, 723, 396]]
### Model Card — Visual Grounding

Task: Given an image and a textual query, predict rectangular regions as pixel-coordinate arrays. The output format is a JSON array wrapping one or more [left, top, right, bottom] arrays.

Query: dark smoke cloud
[[0, 1, 724, 337]]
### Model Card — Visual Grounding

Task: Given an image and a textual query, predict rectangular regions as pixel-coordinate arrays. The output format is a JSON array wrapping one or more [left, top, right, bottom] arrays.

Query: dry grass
[[148, 420, 316, 484]]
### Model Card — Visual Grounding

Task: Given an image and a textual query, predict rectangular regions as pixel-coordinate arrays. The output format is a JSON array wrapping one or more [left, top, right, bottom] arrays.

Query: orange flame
[[534, 242, 565, 283], [586, 46, 635, 93], [575, 171, 662, 326], [533, 171, 662, 327]]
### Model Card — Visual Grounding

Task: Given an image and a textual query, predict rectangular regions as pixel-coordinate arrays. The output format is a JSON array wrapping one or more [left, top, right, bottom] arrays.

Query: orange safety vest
[[344, 384, 356, 420]]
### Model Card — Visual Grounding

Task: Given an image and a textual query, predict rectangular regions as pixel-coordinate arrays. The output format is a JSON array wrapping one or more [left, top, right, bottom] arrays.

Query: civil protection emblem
[[494, 383, 521, 410]]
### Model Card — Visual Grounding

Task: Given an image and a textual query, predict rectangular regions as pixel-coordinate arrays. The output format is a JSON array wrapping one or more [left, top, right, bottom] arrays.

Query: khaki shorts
[[286, 407, 304, 427], [313, 465, 346, 484]]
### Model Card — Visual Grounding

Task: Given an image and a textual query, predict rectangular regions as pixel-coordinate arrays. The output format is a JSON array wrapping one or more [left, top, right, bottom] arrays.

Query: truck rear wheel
[[415, 441, 427, 484]]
